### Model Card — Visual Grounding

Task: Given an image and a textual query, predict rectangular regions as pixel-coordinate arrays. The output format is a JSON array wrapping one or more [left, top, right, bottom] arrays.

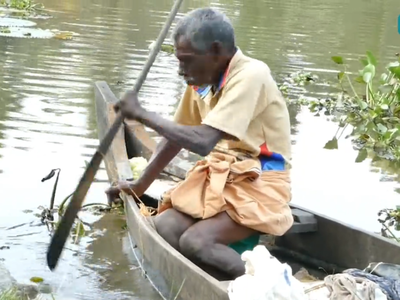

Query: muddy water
[[0, 0, 399, 298]]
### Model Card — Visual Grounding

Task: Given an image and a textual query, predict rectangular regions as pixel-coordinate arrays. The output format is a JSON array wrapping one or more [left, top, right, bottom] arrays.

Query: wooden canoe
[[94, 81, 400, 300]]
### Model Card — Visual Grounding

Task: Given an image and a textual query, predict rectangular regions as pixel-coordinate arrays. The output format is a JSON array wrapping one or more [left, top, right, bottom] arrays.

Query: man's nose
[[178, 69, 185, 76]]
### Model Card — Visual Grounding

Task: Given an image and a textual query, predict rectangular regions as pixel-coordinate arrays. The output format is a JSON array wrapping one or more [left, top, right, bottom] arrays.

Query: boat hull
[[94, 81, 400, 299]]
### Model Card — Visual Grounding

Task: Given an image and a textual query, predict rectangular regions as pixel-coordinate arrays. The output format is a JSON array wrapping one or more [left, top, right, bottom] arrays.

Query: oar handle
[[131, 0, 183, 94], [122, 0, 184, 157], [46, 0, 184, 271]]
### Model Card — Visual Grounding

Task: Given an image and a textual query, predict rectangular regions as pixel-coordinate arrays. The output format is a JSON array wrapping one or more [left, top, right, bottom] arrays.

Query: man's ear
[[210, 41, 223, 57]]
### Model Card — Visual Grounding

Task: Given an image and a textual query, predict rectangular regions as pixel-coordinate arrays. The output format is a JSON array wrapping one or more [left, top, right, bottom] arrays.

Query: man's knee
[[154, 208, 196, 249], [154, 210, 176, 240], [179, 227, 210, 262]]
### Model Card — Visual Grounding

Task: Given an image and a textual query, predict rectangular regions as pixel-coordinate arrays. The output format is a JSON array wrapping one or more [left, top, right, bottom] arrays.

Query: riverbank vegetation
[[280, 51, 400, 242], [0, 0, 76, 39], [0, 288, 25, 300], [0, 287, 48, 300], [0, 0, 44, 12], [378, 206, 400, 242], [282, 51, 400, 164]]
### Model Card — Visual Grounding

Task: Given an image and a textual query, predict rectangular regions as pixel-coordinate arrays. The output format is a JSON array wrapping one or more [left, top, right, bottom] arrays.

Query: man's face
[[175, 36, 221, 86]]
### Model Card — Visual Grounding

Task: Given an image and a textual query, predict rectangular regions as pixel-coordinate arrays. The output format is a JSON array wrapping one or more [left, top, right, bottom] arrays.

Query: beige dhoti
[[159, 152, 293, 236]]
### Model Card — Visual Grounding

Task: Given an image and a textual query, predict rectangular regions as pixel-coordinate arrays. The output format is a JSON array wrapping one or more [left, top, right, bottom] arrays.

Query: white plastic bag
[[227, 245, 307, 300]]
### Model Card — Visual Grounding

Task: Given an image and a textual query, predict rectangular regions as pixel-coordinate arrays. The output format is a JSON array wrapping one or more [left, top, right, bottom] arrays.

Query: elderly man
[[106, 7, 293, 280]]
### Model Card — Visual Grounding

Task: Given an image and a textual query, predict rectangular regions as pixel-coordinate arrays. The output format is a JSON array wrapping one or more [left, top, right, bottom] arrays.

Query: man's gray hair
[[172, 8, 236, 53]]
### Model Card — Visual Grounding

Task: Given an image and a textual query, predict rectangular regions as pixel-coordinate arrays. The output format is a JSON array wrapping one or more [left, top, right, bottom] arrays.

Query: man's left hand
[[114, 90, 145, 120]]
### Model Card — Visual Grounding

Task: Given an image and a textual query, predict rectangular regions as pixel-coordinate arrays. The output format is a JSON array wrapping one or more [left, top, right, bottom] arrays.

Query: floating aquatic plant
[[316, 52, 400, 162], [148, 41, 175, 55], [39, 166, 110, 244], [0, 0, 44, 12], [378, 206, 400, 243], [285, 51, 400, 163]]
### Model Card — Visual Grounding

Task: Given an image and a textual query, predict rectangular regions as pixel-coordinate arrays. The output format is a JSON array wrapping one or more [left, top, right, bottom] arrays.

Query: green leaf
[[380, 73, 388, 83], [30, 277, 44, 283], [362, 64, 375, 83], [360, 58, 368, 66], [324, 137, 338, 150], [76, 222, 86, 237], [337, 71, 345, 81], [387, 61, 400, 69], [360, 133, 370, 141], [380, 104, 389, 110], [389, 66, 400, 79], [331, 56, 344, 65], [41, 169, 56, 182], [160, 43, 175, 54], [377, 123, 388, 134], [359, 101, 368, 110], [386, 128, 399, 140], [354, 76, 364, 83], [366, 51, 377, 66], [363, 72, 373, 83], [394, 106, 400, 114], [355, 148, 368, 163], [378, 84, 393, 94]]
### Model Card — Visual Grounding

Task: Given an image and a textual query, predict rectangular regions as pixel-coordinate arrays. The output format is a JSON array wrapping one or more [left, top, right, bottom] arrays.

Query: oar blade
[[46, 152, 102, 270]]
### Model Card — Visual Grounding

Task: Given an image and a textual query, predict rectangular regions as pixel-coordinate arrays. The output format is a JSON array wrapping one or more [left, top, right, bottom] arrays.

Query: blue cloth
[[259, 155, 286, 171]]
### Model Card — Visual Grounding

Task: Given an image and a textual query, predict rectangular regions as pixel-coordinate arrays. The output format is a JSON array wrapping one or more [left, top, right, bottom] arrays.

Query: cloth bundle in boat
[[159, 152, 293, 236], [343, 268, 400, 300], [323, 273, 387, 300]]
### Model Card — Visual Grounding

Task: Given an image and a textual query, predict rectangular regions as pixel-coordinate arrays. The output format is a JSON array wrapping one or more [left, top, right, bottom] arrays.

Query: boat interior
[[95, 80, 400, 300]]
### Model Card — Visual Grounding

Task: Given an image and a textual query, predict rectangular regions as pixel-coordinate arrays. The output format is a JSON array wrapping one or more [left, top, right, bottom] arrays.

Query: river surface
[[0, 0, 399, 299]]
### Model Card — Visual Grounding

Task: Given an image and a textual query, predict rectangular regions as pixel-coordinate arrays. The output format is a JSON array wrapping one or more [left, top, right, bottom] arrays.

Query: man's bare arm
[[135, 137, 182, 192], [136, 110, 233, 157], [105, 137, 181, 202]]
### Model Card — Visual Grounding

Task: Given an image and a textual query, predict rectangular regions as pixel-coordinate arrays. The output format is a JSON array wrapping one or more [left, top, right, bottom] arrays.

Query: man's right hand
[[105, 180, 145, 206]]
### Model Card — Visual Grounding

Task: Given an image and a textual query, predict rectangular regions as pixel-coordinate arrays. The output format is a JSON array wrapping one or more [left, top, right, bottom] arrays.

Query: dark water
[[0, 0, 399, 298]]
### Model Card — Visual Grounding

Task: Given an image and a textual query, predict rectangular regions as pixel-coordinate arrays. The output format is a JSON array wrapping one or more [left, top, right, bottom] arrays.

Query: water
[[0, 0, 399, 298]]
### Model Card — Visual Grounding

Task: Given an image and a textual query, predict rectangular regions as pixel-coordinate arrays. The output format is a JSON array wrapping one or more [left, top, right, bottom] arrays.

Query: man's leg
[[154, 208, 196, 250], [178, 211, 257, 279]]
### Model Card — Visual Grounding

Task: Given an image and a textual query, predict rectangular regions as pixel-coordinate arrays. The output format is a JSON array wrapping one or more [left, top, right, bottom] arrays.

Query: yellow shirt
[[173, 49, 292, 166]]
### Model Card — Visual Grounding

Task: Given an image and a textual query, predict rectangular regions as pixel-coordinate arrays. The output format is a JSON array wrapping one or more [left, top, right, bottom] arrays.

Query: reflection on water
[[0, 0, 399, 298]]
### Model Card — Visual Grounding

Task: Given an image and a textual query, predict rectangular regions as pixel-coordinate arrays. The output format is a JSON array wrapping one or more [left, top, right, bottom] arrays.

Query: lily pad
[[0, 16, 36, 27]]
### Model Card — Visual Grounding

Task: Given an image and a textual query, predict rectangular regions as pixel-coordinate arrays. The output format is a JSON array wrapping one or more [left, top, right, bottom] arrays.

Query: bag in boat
[[227, 245, 307, 300]]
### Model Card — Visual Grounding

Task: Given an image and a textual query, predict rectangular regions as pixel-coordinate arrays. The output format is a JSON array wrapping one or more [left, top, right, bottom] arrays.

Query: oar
[[46, 0, 184, 271]]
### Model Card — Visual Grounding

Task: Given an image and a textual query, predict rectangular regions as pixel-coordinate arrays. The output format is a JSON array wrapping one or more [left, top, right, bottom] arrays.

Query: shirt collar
[[190, 48, 243, 98]]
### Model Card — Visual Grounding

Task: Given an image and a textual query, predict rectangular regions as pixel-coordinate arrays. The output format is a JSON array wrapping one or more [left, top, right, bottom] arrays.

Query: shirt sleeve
[[201, 68, 267, 141], [173, 85, 202, 126]]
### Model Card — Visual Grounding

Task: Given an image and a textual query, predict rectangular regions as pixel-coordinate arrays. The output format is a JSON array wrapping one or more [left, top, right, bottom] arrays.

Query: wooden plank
[[95, 81, 131, 182], [286, 209, 318, 234]]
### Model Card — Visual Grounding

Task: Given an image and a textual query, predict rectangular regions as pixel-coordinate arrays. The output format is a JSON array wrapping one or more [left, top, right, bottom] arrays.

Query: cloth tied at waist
[[159, 152, 294, 236]]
